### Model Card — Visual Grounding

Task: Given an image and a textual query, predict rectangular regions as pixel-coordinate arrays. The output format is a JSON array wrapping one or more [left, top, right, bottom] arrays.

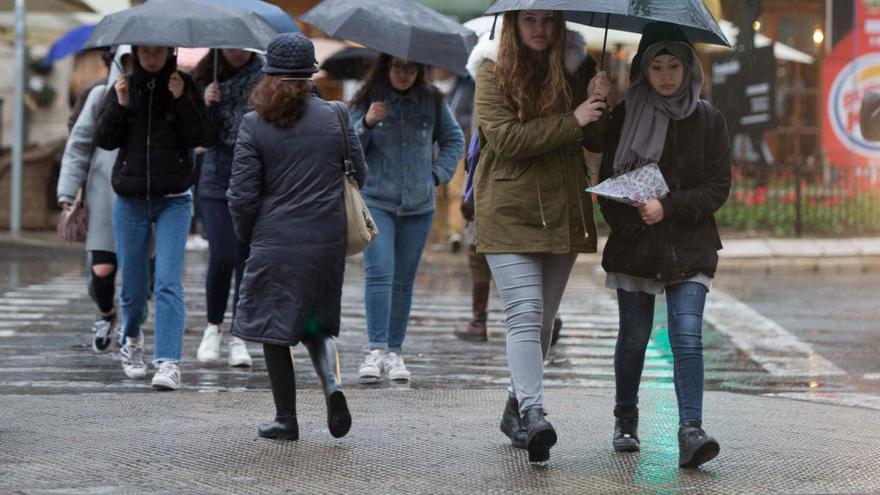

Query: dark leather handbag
[[57, 189, 88, 243]]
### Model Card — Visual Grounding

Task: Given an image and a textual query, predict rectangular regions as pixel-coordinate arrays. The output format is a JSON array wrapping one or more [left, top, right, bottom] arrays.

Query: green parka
[[469, 30, 606, 254]]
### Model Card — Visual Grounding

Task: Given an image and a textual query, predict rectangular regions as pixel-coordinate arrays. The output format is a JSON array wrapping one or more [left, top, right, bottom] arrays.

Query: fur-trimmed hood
[[466, 28, 588, 79]]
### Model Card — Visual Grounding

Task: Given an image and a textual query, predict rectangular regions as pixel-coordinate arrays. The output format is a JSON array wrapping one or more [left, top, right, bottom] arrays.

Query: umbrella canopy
[[300, 0, 477, 73], [320, 46, 377, 80], [84, 0, 278, 51], [485, 0, 730, 47], [41, 23, 96, 66], [166, 0, 301, 34]]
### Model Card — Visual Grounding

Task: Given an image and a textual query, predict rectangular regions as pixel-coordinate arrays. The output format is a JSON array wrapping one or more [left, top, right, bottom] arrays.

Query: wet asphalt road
[[0, 241, 877, 403]]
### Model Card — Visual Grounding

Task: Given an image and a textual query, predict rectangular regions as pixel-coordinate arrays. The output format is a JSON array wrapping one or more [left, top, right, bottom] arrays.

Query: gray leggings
[[486, 252, 578, 414]]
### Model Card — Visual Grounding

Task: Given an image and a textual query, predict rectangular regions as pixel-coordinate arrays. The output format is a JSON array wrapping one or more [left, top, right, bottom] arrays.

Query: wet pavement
[[1, 241, 879, 493]]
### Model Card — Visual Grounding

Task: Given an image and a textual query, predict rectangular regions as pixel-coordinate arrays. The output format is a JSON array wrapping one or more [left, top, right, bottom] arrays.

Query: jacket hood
[[106, 45, 131, 88], [466, 28, 587, 79]]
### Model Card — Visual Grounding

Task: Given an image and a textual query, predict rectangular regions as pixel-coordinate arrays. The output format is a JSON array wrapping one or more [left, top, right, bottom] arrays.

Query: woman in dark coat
[[597, 23, 731, 468], [227, 33, 367, 441]]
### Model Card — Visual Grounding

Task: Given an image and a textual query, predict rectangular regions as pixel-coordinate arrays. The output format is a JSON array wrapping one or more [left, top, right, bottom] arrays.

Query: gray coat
[[57, 83, 118, 253], [228, 97, 367, 346]]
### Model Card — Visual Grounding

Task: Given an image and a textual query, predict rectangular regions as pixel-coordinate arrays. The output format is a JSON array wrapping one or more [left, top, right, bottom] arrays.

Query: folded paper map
[[587, 163, 669, 206]]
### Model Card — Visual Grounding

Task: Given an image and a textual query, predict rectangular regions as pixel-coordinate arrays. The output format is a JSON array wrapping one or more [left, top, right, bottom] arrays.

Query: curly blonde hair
[[495, 10, 572, 122]]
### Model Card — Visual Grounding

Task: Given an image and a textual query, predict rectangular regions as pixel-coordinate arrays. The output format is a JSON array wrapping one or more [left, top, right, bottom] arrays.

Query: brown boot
[[455, 282, 489, 342]]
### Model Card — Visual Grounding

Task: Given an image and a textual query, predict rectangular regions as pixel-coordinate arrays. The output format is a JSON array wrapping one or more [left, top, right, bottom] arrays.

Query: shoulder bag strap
[[330, 101, 354, 177]]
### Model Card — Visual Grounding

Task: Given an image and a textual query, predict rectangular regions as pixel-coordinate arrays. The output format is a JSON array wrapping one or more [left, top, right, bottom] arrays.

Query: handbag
[[330, 101, 378, 256], [57, 188, 88, 243]]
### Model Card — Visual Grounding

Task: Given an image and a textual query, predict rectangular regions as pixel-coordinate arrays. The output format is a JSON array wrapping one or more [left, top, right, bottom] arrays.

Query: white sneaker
[[227, 337, 253, 367], [358, 349, 386, 383], [151, 361, 181, 391], [120, 336, 147, 379], [385, 352, 411, 381], [197, 325, 221, 362]]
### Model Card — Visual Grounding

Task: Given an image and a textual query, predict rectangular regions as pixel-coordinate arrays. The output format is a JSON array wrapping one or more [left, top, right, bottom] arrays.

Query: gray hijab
[[612, 41, 704, 175]]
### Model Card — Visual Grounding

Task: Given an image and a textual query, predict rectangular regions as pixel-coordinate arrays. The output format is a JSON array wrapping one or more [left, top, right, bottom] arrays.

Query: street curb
[[0, 233, 82, 253]]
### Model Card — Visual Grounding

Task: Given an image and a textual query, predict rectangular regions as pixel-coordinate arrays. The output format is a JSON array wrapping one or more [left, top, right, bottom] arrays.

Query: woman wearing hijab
[[597, 23, 731, 468]]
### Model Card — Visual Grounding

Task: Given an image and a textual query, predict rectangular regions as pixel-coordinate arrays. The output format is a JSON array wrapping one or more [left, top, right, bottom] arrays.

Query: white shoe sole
[[388, 372, 411, 381], [151, 378, 180, 390], [197, 352, 220, 363], [358, 371, 382, 383], [228, 356, 252, 367], [123, 367, 147, 380]]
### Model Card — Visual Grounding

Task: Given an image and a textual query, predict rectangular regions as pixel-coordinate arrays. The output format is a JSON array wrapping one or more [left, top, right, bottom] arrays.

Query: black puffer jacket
[[95, 53, 215, 198], [598, 100, 731, 280]]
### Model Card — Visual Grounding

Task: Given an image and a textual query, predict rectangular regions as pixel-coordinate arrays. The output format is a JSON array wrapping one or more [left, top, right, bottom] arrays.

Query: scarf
[[216, 55, 264, 146], [612, 41, 704, 175]]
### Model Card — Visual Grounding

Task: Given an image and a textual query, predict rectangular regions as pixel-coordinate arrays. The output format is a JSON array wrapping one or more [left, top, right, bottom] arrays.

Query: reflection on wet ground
[[0, 244, 876, 405]]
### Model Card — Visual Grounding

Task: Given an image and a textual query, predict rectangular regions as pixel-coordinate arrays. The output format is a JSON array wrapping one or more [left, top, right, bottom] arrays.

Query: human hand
[[638, 199, 664, 225], [588, 71, 610, 100], [204, 81, 221, 105], [60, 202, 72, 211], [168, 72, 185, 99], [460, 200, 474, 221], [115, 75, 130, 107], [364, 101, 388, 127], [574, 96, 606, 126]]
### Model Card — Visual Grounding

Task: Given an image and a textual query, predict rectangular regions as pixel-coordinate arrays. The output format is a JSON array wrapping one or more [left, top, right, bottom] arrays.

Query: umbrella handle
[[600, 13, 609, 71], [213, 49, 219, 83]]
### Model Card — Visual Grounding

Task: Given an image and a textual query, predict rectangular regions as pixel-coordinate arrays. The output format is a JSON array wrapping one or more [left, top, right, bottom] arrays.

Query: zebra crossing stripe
[[704, 289, 845, 377]]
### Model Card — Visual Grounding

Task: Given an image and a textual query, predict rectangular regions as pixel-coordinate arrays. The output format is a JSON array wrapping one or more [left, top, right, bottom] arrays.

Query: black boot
[[260, 343, 299, 441], [454, 282, 489, 342], [678, 420, 719, 468], [304, 336, 352, 438], [613, 404, 640, 452], [499, 395, 527, 449], [550, 316, 563, 346], [522, 407, 557, 463], [258, 415, 299, 440]]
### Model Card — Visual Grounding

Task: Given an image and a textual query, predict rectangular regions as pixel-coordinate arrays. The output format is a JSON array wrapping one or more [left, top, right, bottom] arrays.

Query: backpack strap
[[432, 86, 443, 143]]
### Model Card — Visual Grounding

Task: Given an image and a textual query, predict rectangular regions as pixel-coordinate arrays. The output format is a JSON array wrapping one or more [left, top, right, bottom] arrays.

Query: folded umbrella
[[84, 0, 278, 51], [300, 0, 477, 73], [587, 163, 669, 207]]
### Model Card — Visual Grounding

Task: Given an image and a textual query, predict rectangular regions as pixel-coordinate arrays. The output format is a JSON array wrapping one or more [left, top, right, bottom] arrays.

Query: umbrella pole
[[213, 49, 219, 83], [600, 13, 609, 71]]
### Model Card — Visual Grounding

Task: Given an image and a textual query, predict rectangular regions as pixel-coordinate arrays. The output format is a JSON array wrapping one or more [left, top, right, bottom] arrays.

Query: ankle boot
[[258, 415, 299, 440], [499, 395, 527, 449], [304, 337, 352, 438], [612, 404, 640, 452], [262, 343, 299, 440], [522, 407, 557, 463], [678, 420, 720, 468], [454, 282, 489, 342]]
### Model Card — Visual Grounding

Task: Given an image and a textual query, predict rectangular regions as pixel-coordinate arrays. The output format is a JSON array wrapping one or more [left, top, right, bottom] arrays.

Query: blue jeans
[[363, 208, 434, 353], [113, 195, 191, 363], [614, 282, 708, 423], [200, 198, 249, 325]]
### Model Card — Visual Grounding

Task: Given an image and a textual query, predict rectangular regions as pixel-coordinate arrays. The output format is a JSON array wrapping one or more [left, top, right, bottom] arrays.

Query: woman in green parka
[[467, 9, 608, 463]]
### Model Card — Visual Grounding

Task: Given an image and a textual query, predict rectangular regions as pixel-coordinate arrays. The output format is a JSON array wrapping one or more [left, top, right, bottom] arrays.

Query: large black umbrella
[[486, 0, 730, 68], [84, 0, 278, 51], [321, 46, 377, 80], [300, 0, 477, 73]]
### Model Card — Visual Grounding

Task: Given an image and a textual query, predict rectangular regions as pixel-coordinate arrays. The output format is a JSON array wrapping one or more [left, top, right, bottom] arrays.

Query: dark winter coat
[[597, 100, 731, 280], [94, 55, 215, 198], [227, 97, 367, 346]]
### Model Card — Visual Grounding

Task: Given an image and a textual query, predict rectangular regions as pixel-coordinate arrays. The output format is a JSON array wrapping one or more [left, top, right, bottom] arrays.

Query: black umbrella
[[486, 0, 730, 69], [321, 46, 377, 80], [83, 0, 278, 51], [300, 0, 477, 73]]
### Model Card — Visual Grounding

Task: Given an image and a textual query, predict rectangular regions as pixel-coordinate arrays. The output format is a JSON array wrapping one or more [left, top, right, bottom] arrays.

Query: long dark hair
[[191, 49, 254, 88], [250, 75, 311, 129], [349, 53, 426, 110]]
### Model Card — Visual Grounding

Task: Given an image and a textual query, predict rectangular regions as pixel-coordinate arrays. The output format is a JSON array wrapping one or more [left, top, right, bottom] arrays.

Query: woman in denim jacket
[[350, 54, 465, 383]]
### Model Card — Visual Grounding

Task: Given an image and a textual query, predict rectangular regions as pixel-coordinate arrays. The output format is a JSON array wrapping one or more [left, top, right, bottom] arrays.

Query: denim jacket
[[351, 85, 465, 216]]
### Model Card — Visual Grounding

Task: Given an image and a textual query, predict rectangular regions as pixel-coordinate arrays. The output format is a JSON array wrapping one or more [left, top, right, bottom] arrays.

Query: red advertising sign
[[823, 0, 880, 166]]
